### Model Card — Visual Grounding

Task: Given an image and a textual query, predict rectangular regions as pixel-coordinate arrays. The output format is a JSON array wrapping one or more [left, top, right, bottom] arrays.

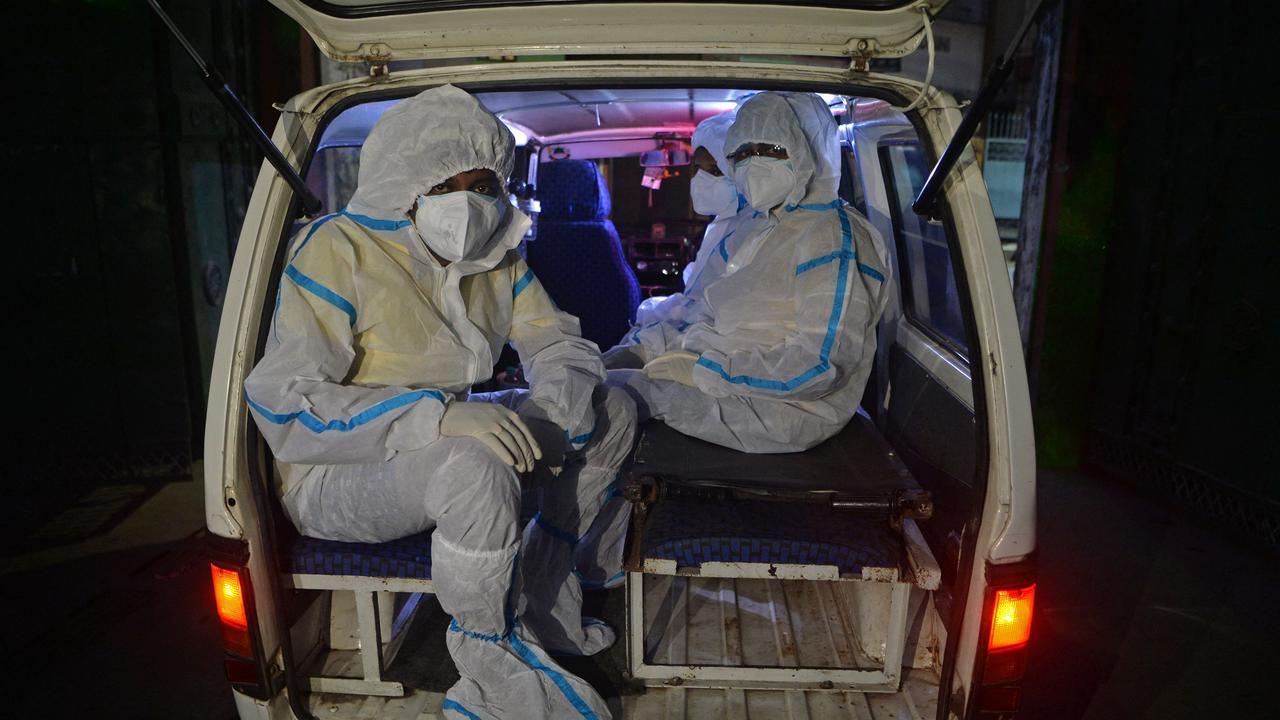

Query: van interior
[[257, 85, 982, 719]]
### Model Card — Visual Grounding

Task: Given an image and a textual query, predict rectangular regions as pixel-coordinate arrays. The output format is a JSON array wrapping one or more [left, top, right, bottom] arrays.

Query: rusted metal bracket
[[621, 475, 659, 573], [846, 38, 874, 74], [890, 489, 934, 531]]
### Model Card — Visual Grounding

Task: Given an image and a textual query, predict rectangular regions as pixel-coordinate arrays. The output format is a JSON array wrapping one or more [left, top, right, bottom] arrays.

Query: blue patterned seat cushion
[[537, 160, 611, 220], [642, 497, 902, 575], [526, 219, 639, 349], [529, 159, 641, 349], [286, 530, 433, 579]]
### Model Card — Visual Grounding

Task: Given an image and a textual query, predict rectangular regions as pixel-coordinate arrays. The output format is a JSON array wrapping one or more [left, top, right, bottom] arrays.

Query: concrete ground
[[1020, 470, 1280, 719], [0, 470, 236, 719], [2, 467, 1275, 719]]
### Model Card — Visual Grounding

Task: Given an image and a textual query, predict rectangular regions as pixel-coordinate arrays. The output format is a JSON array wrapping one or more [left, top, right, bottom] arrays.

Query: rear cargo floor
[[629, 575, 938, 719], [304, 573, 937, 719]]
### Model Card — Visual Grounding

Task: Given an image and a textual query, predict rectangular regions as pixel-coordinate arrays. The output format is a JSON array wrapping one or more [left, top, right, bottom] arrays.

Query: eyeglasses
[[726, 143, 789, 163]]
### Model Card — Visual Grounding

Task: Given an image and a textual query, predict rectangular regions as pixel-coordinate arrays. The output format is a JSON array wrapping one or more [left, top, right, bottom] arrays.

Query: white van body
[[203, 2, 1035, 718]]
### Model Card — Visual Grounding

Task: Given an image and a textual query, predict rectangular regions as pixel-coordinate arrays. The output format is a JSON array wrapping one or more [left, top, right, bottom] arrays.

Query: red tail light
[[206, 536, 274, 700], [976, 567, 1037, 718], [211, 563, 253, 657], [989, 584, 1035, 651]]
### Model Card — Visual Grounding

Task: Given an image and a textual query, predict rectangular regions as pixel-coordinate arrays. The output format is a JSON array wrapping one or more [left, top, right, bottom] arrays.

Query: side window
[[878, 142, 969, 357], [304, 146, 362, 216]]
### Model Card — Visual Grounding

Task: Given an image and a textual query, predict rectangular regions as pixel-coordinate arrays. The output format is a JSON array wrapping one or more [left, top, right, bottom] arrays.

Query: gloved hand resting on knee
[[440, 401, 541, 472]]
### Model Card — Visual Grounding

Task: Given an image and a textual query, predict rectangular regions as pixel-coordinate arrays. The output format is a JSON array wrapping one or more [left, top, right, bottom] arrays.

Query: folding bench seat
[[621, 416, 940, 693], [624, 415, 933, 514], [281, 530, 436, 697]]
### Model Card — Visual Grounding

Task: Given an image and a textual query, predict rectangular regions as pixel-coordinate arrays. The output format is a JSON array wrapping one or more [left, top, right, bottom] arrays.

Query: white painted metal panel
[[268, 0, 947, 63]]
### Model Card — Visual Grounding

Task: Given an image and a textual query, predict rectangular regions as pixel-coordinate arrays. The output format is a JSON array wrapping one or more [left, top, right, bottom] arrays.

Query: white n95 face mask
[[732, 156, 796, 213], [413, 191, 508, 262], [690, 170, 739, 218]]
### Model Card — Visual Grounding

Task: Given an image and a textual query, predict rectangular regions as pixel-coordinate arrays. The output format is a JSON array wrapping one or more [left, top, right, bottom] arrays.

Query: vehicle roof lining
[[317, 86, 870, 150]]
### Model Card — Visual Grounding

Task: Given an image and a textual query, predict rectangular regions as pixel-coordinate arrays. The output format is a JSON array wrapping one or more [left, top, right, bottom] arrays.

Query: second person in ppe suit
[[579, 110, 756, 590], [608, 91, 891, 453], [601, 110, 756, 372], [244, 84, 633, 720]]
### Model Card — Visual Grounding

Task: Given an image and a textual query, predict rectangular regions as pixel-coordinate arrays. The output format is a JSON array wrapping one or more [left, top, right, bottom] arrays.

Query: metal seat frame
[[284, 567, 435, 697], [620, 419, 940, 693]]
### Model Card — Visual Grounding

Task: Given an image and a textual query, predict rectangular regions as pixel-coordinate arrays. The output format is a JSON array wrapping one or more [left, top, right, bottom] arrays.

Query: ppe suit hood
[[691, 111, 737, 178], [724, 91, 840, 210], [348, 84, 515, 218]]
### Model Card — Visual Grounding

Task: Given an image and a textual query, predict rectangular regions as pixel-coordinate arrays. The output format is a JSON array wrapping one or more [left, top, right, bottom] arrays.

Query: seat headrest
[[536, 160, 612, 220]]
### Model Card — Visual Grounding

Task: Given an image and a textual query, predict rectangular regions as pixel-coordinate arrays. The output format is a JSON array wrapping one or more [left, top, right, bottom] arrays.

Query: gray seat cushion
[[631, 415, 919, 501]]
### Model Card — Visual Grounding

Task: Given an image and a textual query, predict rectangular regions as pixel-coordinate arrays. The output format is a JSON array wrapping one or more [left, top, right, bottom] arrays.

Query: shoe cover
[[441, 621, 611, 720], [431, 534, 518, 642], [432, 532, 611, 719], [517, 511, 616, 656], [574, 492, 629, 591]]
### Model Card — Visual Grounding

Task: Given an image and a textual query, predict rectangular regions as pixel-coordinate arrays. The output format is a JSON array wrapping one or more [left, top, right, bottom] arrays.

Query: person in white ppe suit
[[577, 111, 756, 591], [601, 110, 756, 371], [244, 84, 633, 720], [608, 91, 891, 454]]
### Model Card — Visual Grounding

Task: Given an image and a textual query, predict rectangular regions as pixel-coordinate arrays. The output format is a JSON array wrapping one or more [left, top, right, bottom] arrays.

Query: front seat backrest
[[529, 160, 640, 350]]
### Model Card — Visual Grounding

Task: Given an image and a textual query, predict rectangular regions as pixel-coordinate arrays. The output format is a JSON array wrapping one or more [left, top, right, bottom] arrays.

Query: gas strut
[[912, 0, 1051, 219], [147, 0, 323, 217]]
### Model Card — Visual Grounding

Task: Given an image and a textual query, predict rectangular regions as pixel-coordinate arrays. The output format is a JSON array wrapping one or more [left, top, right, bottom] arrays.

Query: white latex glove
[[643, 351, 700, 386], [601, 343, 647, 370], [439, 402, 542, 472]]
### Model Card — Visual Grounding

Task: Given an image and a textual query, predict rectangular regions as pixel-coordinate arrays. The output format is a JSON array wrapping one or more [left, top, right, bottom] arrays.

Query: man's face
[[425, 168, 503, 198], [692, 146, 723, 178]]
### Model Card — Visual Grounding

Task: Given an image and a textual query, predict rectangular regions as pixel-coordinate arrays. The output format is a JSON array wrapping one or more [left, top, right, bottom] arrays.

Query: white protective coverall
[[607, 112, 760, 366], [635, 112, 742, 319], [678, 110, 751, 297], [244, 85, 631, 720], [579, 111, 758, 590], [608, 91, 891, 453]]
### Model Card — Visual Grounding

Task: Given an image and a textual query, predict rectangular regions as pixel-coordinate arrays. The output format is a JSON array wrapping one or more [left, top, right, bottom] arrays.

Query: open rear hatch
[[268, 0, 948, 63]]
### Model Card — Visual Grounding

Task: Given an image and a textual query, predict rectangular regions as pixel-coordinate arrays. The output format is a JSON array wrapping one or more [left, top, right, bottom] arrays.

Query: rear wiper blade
[[147, 0, 322, 216], [911, 0, 1052, 219]]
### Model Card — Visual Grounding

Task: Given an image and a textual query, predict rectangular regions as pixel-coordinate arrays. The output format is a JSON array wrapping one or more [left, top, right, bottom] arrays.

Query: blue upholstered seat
[[286, 530, 433, 579], [529, 160, 640, 350], [641, 496, 903, 575]]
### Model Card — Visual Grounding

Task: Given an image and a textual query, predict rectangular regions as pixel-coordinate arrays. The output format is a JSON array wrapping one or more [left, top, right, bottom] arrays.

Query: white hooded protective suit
[[669, 111, 743, 301], [608, 91, 891, 453], [582, 111, 760, 589], [608, 112, 761, 365], [244, 85, 631, 720]]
